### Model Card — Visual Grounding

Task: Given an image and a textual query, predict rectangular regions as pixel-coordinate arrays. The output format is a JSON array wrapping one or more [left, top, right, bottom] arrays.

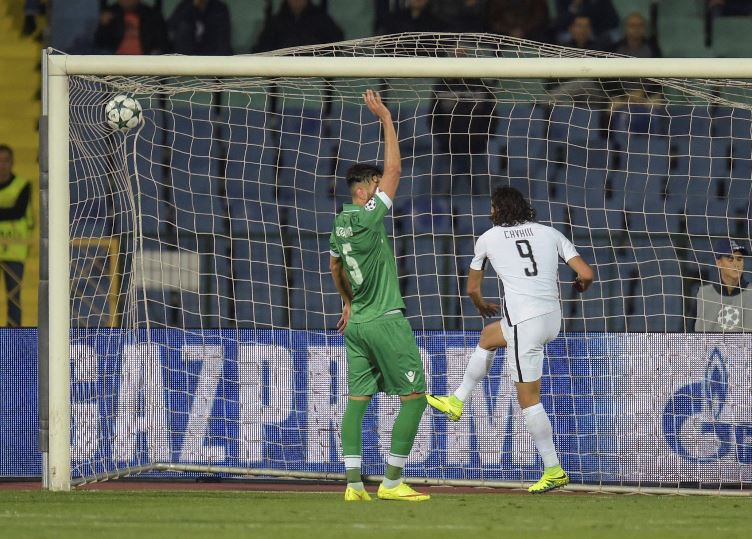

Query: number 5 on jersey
[[341, 243, 364, 285]]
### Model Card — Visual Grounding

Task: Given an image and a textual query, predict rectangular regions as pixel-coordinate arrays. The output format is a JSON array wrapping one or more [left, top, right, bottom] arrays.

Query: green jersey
[[329, 191, 406, 323]]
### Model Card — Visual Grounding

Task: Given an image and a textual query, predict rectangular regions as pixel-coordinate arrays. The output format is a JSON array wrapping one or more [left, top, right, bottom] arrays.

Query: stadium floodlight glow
[[42, 34, 752, 494]]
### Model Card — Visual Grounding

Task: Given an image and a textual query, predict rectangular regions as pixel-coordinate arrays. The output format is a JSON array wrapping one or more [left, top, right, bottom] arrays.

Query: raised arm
[[329, 255, 353, 334], [568, 255, 595, 293], [364, 89, 401, 200]]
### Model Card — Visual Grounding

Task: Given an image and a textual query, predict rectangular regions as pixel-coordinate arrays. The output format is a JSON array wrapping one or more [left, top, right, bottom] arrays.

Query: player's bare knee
[[479, 322, 505, 351], [518, 394, 541, 409], [515, 380, 541, 409], [399, 392, 425, 401]]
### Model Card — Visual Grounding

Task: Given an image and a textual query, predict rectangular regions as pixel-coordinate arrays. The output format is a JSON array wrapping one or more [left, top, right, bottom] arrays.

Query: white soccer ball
[[105, 94, 143, 132]]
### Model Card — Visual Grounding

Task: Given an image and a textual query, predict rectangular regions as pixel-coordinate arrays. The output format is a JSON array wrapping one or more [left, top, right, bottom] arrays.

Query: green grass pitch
[[1, 490, 749, 539]]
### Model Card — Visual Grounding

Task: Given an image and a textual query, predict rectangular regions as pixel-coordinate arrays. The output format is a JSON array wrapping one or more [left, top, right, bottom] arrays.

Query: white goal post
[[42, 35, 752, 494]]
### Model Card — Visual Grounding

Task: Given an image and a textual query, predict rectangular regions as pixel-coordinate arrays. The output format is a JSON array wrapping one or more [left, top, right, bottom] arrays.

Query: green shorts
[[343, 312, 427, 396]]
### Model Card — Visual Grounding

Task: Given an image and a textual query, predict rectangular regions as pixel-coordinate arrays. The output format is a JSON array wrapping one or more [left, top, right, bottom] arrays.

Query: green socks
[[385, 396, 427, 482], [342, 396, 427, 486], [342, 398, 369, 486]]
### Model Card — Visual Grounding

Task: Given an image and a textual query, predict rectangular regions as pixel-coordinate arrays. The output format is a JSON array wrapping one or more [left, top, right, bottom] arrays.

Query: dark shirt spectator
[[378, 0, 447, 35], [486, 0, 550, 42], [707, 0, 752, 16], [429, 78, 497, 156], [705, 0, 752, 47], [431, 0, 485, 33], [610, 12, 661, 57], [23, 0, 47, 36], [94, 0, 169, 55], [169, 0, 232, 55], [555, 0, 619, 42], [547, 16, 604, 102], [563, 15, 598, 50], [428, 77, 497, 195], [605, 12, 662, 114], [253, 0, 343, 52]]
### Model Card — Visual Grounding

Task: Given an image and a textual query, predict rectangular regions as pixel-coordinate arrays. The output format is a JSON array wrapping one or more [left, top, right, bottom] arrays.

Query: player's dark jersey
[[329, 191, 405, 323]]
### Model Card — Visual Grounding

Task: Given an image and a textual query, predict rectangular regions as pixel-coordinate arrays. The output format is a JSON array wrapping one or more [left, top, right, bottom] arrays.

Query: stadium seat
[[547, 105, 599, 144], [327, 0, 374, 40], [505, 136, 547, 179], [229, 237, 289, 327], [726, 178, 752, 213], [446, 195, 471, 236], [666, 105, 709, 137], [658, 15, 712, 58], [168, 106, 214, 169], [713, 17, 752, 58], [711, 106, 752, 139], [395, 102, 434, 155], [684, 194, 733, 237], [613, 0, 653, 18]]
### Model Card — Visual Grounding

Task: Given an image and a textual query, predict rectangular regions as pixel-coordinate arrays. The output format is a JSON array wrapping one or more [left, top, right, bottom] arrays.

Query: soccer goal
[[42, 34, 752, 494]]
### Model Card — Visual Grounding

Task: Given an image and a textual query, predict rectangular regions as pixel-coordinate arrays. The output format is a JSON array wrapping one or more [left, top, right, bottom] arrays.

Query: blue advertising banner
[[0, 329, 40, 477], [2, 329, 751, 484]]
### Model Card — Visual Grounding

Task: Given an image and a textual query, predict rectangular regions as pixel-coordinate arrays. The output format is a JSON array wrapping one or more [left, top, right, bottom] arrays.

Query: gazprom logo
[[663, 348, 734, 462]]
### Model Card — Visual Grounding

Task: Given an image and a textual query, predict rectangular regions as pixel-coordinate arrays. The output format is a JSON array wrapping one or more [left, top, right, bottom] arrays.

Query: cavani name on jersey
[[470, 222, 579, 325]]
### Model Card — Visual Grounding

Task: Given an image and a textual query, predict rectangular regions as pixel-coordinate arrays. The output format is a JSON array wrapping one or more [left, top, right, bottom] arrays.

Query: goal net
[[44, 34, 752, 493]]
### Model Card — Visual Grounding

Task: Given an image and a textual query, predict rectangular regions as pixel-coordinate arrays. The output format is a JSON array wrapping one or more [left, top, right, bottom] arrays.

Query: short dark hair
[[0, 144, 12, 159], [345, 163, 382, 189], [490, 186, 536, 226]]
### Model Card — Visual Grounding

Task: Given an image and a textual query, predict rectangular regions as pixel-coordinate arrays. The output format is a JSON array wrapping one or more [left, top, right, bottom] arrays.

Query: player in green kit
[[329, 90, 429, 502]]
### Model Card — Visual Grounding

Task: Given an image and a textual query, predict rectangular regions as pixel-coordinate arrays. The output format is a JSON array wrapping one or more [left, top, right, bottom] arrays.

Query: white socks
[[454, 345, 495, 402], [452, 347, 560, 470], [522, 402, 560, 468]]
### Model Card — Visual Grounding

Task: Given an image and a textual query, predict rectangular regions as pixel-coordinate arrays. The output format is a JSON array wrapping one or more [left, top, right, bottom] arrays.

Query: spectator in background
[[610, 12, 661, 57], [378, 0, 447, 35], [254, 0, 343, 52], [485, 0, 550, 42], [705, 0, 752, 47], [693, 240, 752, 332], [546, 16, 604, 103], [707, 0, 752, 16], [605, 12, 662, 133], [554, 0, 619, 44], [431, 0, 484, 33], [94, 0, 169, 54], [22, 0, 47, 36], [429, 74, 497, 194], [169, 0, 232, 55], [563, 15, 597, 50], [0, 145, 33, 328]]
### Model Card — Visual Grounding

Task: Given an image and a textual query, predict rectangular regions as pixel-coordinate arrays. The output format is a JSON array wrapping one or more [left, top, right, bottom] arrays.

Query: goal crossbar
[[48, 53, 752, 79]]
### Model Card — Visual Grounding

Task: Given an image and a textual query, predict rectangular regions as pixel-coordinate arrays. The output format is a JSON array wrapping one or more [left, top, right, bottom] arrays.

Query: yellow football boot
[[344, 486, 372, 501], [528, 466, 570, 494], [377, 482, 430, 502], [426, 394, 463, 421]]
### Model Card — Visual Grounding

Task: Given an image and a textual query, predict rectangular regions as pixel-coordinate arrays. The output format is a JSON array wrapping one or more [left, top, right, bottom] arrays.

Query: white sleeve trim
[[376, 190, 393, 209], [330, 250, 340, 258], [469, 233, 488, 271], [469, 258, 486, 271], [562, 252, 579, 263]]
